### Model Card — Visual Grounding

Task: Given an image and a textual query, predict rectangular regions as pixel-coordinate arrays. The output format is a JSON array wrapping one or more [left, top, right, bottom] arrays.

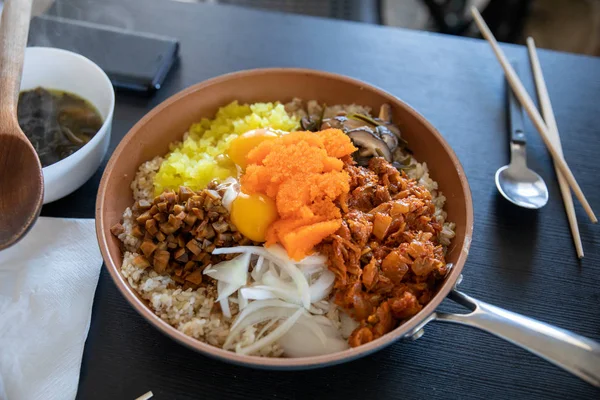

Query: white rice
[[131, 156, 163, 203], [405, 160, 456, 247]]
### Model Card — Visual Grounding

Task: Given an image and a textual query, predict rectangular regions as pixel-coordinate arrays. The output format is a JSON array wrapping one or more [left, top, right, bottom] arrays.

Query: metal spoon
[[0, 0, 44, 250], [495, 63, 548, 209]]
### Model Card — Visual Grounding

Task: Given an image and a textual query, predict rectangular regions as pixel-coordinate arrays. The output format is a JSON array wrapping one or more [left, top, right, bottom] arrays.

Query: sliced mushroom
[[378, 104, 392, 123], [321, 115, 370, 131], [301, 102, 327, 132], [376, 125, 398, 152], [375, 104, 402, 140], [346, 129, 392, 162], [385, 123, 402, 140], [392, 161, 416, 171]]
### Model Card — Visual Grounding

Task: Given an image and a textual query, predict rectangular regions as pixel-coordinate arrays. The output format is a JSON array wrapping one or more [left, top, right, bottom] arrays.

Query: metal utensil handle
[[436, 289, 600, 387], [508, 62, 526, 144]]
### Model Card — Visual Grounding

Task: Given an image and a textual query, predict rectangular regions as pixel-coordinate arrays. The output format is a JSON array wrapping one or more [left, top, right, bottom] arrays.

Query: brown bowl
[[96, 68, 473, 368]]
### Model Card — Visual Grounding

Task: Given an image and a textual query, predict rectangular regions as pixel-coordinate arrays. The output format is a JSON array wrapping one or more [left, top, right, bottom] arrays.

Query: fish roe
[[241, 128, 357, 259]]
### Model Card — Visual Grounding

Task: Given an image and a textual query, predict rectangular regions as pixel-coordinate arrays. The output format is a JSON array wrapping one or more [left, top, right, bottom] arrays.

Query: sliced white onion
[[298, 264, 324, 279], [262, 268, 334, 304], [213, 246, 311, 309], [279, 322, 349, 357], [262, 271, 297, 295], [297, 253, 328, 265], [216, 280, 242, 302], [220, 299, 231, 318], [311, 315, 334, 326], [268, 261, 278, 279], [298, 315, 328, 345], [203, 253, 250, 286], [225, 305, 331, 353], [250, 256, 265, 282], [230, 299, 300, 331], [222, 186, 238, 212], [238, 289, 248, 310], [218, 177, 240, 212], [235, 308, 304, 355], [312, 300, 331, 313], [219, 282, 232, 319], [266, 244, 327, 265], [240, 287, 277, 301], [224, 306, 301, 349], [308, 305, 325, 315], [252, 284, 301, 305], [256, 317, 280, 341], [308, 270, 335, 303], [340, 311, 360, 339]]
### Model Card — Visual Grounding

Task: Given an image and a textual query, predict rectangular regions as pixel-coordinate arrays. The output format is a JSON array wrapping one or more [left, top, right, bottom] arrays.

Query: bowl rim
[[22, 46, 115, 172], [96, 68, 473, 368]]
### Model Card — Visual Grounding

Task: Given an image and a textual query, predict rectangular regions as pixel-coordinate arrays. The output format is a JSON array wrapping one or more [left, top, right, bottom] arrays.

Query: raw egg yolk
[[227, 129, 278, 169], [230, 192, 278, 242]]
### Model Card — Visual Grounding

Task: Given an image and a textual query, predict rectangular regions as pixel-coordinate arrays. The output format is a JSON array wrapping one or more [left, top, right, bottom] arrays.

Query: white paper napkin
[[0, 217, 102, 400]]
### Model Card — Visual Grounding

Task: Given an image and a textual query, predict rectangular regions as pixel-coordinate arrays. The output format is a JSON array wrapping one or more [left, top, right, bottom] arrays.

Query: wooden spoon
[[0, 0, 44, 250]]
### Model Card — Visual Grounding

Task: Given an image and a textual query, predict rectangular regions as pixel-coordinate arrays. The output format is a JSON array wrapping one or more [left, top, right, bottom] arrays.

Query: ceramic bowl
[[96, 69, 472, 368], [21, 47, 115, 204]]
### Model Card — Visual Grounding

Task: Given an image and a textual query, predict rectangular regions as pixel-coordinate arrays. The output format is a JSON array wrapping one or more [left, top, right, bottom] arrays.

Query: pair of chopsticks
[[470, 7, 593, 258]]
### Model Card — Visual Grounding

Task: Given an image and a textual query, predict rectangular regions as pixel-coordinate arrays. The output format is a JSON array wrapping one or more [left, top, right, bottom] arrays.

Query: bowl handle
[[434, 289, 600, 387]]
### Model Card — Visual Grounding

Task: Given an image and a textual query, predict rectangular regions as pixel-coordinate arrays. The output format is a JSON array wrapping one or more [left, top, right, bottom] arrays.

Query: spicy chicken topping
[[319, 157, 448, 347], [111, 184, 256, 289]]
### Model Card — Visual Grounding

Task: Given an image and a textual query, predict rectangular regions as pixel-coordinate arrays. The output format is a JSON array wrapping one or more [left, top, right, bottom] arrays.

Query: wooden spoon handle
[[0, 0, 33, 124]]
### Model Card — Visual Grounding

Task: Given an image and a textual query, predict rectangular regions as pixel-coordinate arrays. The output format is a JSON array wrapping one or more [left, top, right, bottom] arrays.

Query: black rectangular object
[[28, 15, 179, 93]]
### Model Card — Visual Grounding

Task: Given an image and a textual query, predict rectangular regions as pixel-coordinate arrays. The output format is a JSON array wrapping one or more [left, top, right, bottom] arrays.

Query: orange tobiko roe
[[240, 128, 357, 260]]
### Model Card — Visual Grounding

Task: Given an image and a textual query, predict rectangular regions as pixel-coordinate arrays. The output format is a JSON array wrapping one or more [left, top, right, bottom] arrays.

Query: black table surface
[[41, 0, 600, 399]]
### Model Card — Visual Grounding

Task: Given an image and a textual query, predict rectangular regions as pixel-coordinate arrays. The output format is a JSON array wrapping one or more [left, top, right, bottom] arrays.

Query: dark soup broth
[[17, 87, 103, 167]]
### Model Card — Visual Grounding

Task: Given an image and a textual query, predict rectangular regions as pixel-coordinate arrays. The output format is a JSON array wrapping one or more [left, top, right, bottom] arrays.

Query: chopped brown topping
[[163, 191, 178, 204], [112, 184, 258, 289], [110, 223, 125, 237], [184, 261, 195, 271], [179, 186, 194, 202], [186, 239, 202, 255], [153, 213, 167, 223], [131, 225, 144, 238], [159, 214, 183, 235], [145, 219, 158, 235], [153, 250, 170, 273], [132, 255, 150, 269], [140, 240, 158, 258], [157, 201, 168, 213], [212, 220, 229, 234], [183, 213, 198, 226], [185, 269, 203, 285], [174, 248, 188, 262], [191, 207, 204, 219]]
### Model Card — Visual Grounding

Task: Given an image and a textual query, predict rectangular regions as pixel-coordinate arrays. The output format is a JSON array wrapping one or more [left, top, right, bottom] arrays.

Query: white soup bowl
[[20, 47, 115, 204]]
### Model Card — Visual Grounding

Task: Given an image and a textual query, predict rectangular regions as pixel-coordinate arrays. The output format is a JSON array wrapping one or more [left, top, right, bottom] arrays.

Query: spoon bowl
[[0, 132, 44, 249], [0, 0, 44, 250], [495, 164, 549, 209]]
